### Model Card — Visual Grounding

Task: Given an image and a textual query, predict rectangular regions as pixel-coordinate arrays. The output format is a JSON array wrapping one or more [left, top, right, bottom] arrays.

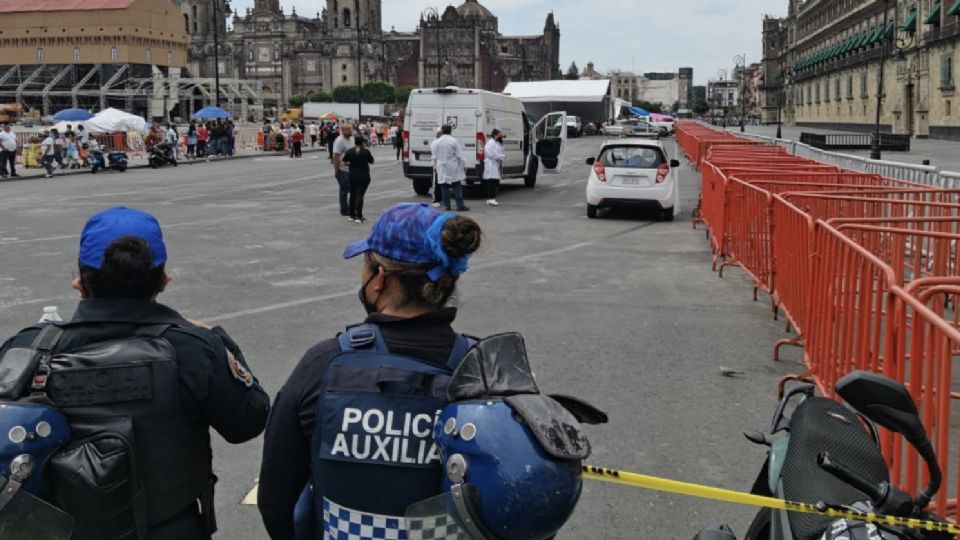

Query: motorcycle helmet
[[409, 333, 606, 540]]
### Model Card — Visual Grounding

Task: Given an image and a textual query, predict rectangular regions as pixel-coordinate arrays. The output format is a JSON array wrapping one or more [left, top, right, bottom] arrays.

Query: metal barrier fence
[[799, 131, 911, 152]]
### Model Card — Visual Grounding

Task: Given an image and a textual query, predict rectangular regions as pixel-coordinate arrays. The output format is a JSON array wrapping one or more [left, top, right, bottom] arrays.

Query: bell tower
[[326, 0, 382, 31], [254, 0, 280, 14]]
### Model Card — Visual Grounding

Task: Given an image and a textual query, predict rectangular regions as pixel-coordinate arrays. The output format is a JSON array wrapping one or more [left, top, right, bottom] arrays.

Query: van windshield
[[599, 146, 664, 169]]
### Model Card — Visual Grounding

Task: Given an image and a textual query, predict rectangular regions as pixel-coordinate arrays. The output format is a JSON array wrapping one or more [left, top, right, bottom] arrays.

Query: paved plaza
[[0, 137, 803, 538]]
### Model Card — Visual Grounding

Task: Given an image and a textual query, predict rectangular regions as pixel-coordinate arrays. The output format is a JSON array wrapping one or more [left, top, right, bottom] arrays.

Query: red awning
[[0, 0, 136, 13]]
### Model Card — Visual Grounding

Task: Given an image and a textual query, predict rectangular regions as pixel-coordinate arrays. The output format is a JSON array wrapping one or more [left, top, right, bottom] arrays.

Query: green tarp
[[901, 9, 917, 32]]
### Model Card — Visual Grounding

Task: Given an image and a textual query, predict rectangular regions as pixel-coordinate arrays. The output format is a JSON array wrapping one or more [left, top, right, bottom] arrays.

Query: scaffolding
[[0, 63, 263, 121]]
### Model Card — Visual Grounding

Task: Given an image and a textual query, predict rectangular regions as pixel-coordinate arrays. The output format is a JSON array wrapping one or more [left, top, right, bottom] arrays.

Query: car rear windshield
[[599, 146, 665, 168]]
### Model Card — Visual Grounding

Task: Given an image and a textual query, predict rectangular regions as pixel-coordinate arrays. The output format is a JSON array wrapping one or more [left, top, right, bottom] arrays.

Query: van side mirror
[[670, 159, 681, 168], [585, 157, 595, 165]]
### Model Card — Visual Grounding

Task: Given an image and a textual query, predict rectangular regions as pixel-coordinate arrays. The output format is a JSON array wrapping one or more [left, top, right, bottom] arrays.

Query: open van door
[[532, 111, 567, 175]]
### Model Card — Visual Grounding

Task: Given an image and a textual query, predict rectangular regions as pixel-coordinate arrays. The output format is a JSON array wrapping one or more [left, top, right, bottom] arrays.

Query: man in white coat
[[482, 129, 506, 207], [432, 124, 469, 212]]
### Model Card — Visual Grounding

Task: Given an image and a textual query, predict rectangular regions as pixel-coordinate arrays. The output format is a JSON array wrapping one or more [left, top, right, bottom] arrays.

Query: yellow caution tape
[[583, 465, 960, 535]]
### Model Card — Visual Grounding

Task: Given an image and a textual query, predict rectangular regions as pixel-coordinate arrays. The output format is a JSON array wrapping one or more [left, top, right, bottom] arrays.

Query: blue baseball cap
[[344, 203, 471, 281], [79, 207, 168, 270]]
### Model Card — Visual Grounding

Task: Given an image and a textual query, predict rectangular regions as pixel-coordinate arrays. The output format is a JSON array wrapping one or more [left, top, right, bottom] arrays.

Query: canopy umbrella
[[52, 108, 93, 122], [193, 106, 232, 119], [629, 107, 650, 117], [319, 112, 343, 121]]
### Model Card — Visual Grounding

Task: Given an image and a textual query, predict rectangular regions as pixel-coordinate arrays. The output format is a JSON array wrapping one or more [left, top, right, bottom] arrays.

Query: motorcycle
[[148, 142, 178, 169], [696, 371, 952, 540], [90, 148, 128, 174]]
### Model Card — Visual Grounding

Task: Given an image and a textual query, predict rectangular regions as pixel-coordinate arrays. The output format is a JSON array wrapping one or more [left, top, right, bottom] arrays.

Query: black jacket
[[0, 299, 271, 540], [258, 308, 460, 540], [343, 146, 374, 179]]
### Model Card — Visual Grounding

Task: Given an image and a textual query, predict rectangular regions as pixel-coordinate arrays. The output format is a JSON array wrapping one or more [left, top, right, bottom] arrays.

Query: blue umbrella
[[629, 107, 650, 117], [193, 106, 232, 119], [52, 108, 93, 121]]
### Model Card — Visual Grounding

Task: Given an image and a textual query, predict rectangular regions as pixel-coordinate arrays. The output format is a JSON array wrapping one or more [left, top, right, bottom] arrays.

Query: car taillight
[[402, 131, 410, 160], [656, 163, 670, 183], [476, 132, 486, 162], [593, 161, 606, 182]]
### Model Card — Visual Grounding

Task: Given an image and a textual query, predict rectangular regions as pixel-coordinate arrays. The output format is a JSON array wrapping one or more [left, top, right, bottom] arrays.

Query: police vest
[[310, 323, 473, 537]]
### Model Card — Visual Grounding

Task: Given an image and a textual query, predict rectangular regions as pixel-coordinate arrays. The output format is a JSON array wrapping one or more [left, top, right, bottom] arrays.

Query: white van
[[402, 87, 567, 196]]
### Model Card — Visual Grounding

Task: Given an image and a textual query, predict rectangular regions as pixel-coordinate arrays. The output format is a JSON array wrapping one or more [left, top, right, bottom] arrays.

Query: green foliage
[[631, 100, 664, 114], [306, 90, 333, 102], [565, 62, 580, 80], [671, 101, 681, 113], [362, 82, 396, 104], [692, 99, 710, 115], [262, 97, 279, 108], [288, 95, 307, 107], [395, 86, 414, 105], [333, 85, 361, 103]]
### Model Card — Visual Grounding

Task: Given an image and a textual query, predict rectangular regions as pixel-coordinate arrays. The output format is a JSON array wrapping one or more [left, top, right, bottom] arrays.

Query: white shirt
[[389, 126, 398, 138], [41, 136, 55, 156], [0, 131, 16, 152], [308, 124, 319, 136], [483, 138, 506, 180], [432, 135, 466, 184]]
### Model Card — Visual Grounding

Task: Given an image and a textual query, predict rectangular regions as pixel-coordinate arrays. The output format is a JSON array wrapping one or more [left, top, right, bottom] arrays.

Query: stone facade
[[175, 0, 560, 107], [763, 0, 960, 139]]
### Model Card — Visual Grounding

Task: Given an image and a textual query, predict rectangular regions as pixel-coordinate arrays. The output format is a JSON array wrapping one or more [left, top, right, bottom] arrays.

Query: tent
[[502, 79, 613, 122], [193, 106, 231, 119], [84, 108, 147, 133], [52, 108, 93, 122], [629, 107, 650, 117]]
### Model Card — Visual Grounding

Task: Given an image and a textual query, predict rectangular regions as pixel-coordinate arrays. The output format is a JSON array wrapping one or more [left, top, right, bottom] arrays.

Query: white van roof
[[411, 87, 509, 98]]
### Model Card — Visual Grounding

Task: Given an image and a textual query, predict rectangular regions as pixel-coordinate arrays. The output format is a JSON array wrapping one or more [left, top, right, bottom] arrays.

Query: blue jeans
[[336, 170, 350, 214], [42, 155, 55, 174], [441, 182, 465, 210]]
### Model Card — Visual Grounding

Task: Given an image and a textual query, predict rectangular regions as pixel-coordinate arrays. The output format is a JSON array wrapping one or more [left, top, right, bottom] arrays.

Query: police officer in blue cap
[[258, 203, 483, 539], [0, 206, 270, 540]]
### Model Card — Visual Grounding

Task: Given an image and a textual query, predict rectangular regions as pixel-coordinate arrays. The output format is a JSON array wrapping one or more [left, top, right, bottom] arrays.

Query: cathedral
[[175, 0, 561, 105]]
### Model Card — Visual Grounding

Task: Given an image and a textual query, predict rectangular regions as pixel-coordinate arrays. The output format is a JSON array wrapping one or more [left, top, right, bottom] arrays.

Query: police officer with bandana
[[258, 203, 483, 539]]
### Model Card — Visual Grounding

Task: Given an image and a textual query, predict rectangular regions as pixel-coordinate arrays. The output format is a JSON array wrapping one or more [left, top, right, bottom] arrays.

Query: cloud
[[231, 0, 786, 85]]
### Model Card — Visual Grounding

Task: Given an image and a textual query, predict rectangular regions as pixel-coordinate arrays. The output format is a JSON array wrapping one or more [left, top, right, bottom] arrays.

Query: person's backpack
[[0, 322, 186, 540]]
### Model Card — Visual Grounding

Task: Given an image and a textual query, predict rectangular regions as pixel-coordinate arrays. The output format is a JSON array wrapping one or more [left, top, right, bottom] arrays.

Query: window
[[598, 146, 665, 169], [342, 75, 348, 82], [184, 14, 190, 34], [74, 47, 81, 62], [815, 82, 821, 103], [947, 100, 952, 117], [824, 80, 830, 101], [111, 47, 118, 61], [146, 48, 152, 63], [167, 50, 173, 65], [835, 77, 841, 101], [343, 9, 352, 27], [37, 48, 44, 63], [941, 54, 954, 89], [861, 71, 869, 97], [847, 75, 853, 99], [342, 63, 347, 71]]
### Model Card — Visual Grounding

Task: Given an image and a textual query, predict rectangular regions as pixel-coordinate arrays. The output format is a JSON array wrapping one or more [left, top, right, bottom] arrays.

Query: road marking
[[242, 479, 259, 505]]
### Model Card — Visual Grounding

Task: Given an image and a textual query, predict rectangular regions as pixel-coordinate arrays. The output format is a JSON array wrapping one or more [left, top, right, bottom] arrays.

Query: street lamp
[[212, 0, 221, 107], [776, 65, 784, 139], [357, 10, 363, 123], [734, 54, 746, 132], [871, 0, 890, 160]]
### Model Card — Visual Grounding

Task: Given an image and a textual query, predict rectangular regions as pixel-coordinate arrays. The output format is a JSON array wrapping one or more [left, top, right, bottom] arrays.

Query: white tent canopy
[[502, 80, 611, 103], [84, 108, 147, 133]]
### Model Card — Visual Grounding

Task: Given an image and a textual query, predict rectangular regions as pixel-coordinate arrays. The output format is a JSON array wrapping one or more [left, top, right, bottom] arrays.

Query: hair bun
[[441, 216, 482, 259]]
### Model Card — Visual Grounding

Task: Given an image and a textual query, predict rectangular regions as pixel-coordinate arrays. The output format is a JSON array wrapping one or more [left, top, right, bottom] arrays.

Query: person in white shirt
[[332, 125, 357, 217], [482, 129, 506, 207], [432, 125, 469, 212], [40, 129, 57, 178], [429, 128, 444, 206], [308, 121, 320, 147], [389, 124, 400, 161], [0, 124, 19, 179]]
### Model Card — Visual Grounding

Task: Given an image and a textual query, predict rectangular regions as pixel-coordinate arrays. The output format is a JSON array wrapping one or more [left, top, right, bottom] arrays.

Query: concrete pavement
[[0, 137, 801, 538]]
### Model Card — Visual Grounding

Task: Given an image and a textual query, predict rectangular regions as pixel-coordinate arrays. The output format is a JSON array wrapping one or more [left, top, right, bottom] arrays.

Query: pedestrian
[[433, 125, 469, 212], [64, 123, 75, 141], [257, 202, 483, 540], [187, 122, 197, 159], [64, 134, 80, 169], [389, 122, 400, 161], [308, 121, 319, 148], [332, 124, 356, 217], [196, 122, 209, 158], [262, 121, 273, 152], [219, 121, 229, 157], [290, 126, 304, 159], [226, 120, 235, 157], [0, 123, 20, 179], [430, 127, 444, 207], [209, 122, 221, 157], [483, 128, 506, 207], [0, 206, 270, 540], [368, 123, 378, 147], [343, 136, 374, 223], [76, 124, 89, 146], [327, 123, 338, 162], [165, 124, 179, 160], [54, 128, 66, 169], [41, 129, 57, 178]]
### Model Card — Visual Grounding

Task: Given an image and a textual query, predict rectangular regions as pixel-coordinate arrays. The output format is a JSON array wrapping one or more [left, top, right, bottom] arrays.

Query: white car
[[585, 139, 681, 220]]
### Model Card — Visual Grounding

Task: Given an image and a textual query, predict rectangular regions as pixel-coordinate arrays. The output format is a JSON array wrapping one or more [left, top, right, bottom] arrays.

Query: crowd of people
[[149, 120, 238, 160]]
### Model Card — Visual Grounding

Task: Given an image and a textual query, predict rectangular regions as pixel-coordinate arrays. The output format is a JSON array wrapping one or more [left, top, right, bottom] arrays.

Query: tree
[[288, 95, 307, 107], [306, 90, 332, 102], [262, 97, 278, 108], [671, 101, 681, 113], [565, 62, 580, 80], [395, 86, 414, 105], [631, 100, 664, 114], [362, 82, 396, 104], [692, 99, 710, 115], [333, 85, 361, 103]]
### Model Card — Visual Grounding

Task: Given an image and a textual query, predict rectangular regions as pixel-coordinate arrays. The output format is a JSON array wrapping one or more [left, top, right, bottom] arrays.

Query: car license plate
[[621, 177, 640, 185]]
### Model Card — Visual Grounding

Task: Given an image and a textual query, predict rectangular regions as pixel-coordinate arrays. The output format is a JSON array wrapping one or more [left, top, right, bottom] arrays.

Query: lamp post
[[870, 0, 890, 160], [776, 69, 784, 139], [734, 54, 746, 132], [212, 0, 221, 107], [357, 10, 363, 123]]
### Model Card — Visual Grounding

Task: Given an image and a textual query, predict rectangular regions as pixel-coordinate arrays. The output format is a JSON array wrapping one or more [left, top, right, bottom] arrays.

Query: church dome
[[456, 0, 494, 19]]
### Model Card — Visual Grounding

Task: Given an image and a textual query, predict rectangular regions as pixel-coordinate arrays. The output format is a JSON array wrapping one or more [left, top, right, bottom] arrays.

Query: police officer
[[0, 206, 270, 540], [258, 202, 483, 539]]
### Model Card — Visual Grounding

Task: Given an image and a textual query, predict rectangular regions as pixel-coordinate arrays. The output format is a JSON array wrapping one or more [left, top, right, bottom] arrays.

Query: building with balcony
[[764, 0, 960, 139]]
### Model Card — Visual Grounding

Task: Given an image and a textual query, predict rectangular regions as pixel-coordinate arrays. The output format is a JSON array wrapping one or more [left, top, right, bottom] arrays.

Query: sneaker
[[457, 206, 470, 212], [346, 215, 355, 221], [486, 199, 499, 206], [10, 174, 20, 177], [431, 202, 443, 208], [45, 173, 53, 178], [358, 217, 368, 223]]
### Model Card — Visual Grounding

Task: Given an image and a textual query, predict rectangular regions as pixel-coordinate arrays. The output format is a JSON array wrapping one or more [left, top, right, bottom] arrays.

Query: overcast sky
[[231, 0, 786, 85]]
